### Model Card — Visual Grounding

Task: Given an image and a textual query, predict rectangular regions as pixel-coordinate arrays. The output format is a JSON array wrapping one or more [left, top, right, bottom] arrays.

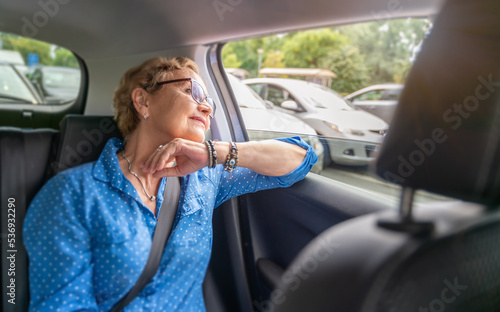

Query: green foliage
[[321, 45, 370, 94], [0, 32, 79, 68], [281, 29, 348, 68], [261, 51, 285, 69], [338, 18, 430, 84], [53, 48, 79, 68], [221, 18, 431, 93]]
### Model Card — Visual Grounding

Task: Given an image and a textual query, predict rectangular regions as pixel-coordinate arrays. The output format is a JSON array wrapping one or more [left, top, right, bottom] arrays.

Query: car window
[[265, 85, 289, 106], [227, 75, 266, 109], [383, 89, 401, 101], [0, 32, 81, 106], [293, 84, 354, 110], [248, 83, 263, 95], [355, 90, 384, 101], [222, 18, 452, 204], [0, 64, 38, 104]]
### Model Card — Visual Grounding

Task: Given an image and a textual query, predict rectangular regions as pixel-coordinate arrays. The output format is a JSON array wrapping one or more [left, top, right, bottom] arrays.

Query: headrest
[[376, 0, 500, 205], [52, 115, 123, 174]]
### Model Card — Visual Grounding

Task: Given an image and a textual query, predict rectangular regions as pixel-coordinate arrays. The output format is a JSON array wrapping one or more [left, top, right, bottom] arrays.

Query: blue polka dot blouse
[[23, 137, 317, 311]]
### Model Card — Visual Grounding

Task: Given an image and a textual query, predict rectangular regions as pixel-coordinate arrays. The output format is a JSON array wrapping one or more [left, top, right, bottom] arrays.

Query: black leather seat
[[273, 0, 500, 311], [0, 127, 57, 312], [0, 115, 121, 312], [52, 115, 123, 174]]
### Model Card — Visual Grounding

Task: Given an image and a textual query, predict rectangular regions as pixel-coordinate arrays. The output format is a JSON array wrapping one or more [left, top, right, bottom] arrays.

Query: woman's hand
[[140, 138, 208, 177]]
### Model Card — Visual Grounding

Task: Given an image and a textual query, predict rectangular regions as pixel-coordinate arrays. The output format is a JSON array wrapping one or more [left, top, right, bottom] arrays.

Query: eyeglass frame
[[147, 78, 216, 118]]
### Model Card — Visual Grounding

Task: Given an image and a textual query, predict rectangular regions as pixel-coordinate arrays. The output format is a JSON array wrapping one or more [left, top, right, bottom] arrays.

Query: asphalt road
[[320, 163, 452, 204]]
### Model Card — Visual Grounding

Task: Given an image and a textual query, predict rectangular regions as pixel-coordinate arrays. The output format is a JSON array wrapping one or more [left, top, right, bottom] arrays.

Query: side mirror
[[281, 100, 299, 111], [264, 100, 274, 109]]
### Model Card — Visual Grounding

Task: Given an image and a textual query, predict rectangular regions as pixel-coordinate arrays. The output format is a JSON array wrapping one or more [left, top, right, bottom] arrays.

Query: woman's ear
[[131, 88, 149, 119]]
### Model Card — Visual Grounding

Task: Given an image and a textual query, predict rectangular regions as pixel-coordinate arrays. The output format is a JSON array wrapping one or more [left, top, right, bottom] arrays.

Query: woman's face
[[145, 69, 212, 143]]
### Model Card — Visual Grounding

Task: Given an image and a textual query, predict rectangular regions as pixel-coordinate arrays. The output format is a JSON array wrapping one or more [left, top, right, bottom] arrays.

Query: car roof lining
[[0, 0, 443, 60]]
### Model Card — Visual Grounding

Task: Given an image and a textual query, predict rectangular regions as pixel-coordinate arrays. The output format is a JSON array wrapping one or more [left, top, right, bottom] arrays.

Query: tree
[[281, 29, 348, 68], [261, 51, 285, 69], [53, 48, 79, 68], [338, 18, 431, 84], [1, 32, 79, 68], [321, 45, 370, 94]]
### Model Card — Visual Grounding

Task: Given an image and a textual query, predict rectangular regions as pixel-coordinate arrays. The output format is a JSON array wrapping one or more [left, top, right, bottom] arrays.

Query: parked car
[[26, 66, 81, 104], [344, 83, 403, 123], [0, 62, 43, 105], [227, 74, 324, 173], [244, 78, 389, 166]]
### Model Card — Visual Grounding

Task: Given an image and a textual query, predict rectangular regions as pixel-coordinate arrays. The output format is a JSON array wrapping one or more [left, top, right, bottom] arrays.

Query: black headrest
[[375, 0, 500, 205], [52, 115, 123, 174]]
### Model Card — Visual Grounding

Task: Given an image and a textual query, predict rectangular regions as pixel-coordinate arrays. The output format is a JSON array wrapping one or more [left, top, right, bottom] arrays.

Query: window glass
[[265, 85, 288, 106], [0, 32, 81, 105], [0, 64, 38, 104], [384, 89, 401, 101], [222, 18, 452, 204], [356, 90, 384, 101]]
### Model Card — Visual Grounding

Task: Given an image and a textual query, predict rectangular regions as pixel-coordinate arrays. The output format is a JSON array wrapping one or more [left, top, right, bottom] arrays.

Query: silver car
[[228, 74, 324, 173], [345, 83, 403, 123], [244, 78, 389, 166]]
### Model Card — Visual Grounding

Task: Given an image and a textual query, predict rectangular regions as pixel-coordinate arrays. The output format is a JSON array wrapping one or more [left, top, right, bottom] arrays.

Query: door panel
[[206, 173, 392, 312]]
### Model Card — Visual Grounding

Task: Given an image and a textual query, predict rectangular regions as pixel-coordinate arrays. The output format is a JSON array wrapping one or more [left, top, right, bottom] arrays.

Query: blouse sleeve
[[22, 173, 99, 311], [214, 136, 318, 207]]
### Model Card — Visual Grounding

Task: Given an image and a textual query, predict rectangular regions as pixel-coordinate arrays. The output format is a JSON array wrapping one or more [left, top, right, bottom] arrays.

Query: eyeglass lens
[[192, 80, 215, 116]]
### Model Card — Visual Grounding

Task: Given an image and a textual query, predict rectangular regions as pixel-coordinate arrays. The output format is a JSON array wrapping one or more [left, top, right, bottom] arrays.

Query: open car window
[[222, 18, 452, 204]]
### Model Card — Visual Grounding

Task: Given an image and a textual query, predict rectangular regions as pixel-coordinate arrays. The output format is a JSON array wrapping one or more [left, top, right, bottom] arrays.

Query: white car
[[244, 78, 389, 166], [228, 74, 324, 173], [344, 83, 404, 123]]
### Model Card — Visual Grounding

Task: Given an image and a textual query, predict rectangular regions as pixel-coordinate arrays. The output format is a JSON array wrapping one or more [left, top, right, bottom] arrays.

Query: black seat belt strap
[[110, 177, 181, 312]]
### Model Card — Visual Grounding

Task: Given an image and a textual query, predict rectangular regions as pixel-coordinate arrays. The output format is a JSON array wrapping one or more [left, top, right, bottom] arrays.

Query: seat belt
[[110, 177, 181, 312]]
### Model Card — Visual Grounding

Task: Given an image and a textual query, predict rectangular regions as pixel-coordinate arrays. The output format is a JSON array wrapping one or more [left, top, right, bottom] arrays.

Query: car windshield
[[44, 69, 81, 89], [228, 75, 267, 109], [294, 83, 355, 110], [0, 64, 37, 103]]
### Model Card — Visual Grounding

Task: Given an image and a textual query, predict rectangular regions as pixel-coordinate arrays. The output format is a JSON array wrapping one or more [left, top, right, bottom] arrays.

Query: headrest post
[[377, 187, 433, 235], [399, 187, 415, 221]]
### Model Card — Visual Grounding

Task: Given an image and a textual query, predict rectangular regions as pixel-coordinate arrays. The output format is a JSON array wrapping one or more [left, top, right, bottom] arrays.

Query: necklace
[[121, 150, 156, 201]]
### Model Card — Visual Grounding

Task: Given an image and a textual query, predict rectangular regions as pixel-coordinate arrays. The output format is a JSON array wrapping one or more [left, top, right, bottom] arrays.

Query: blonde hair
[[113, 57, 200, 137]]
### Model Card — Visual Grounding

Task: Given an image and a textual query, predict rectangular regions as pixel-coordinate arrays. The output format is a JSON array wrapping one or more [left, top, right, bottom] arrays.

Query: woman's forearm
[[214, 140, 307, 176]]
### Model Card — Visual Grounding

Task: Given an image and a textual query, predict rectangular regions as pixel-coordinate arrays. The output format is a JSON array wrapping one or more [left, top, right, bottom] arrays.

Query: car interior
[[1, 0, 499, 311]]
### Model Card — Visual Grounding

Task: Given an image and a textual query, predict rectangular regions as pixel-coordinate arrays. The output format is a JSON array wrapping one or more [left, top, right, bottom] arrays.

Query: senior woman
[[23, 57, 317, 311]]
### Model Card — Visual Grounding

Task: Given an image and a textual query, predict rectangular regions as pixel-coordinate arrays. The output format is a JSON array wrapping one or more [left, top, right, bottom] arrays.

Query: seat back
[[273, 203, 500, 312], [0, 127, 57, 312], [51, 115, 122, 174], [1, 115, 121, 312]]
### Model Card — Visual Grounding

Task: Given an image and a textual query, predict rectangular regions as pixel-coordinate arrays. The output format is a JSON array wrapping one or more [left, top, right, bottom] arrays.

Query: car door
[[211, 16, 449, 311]]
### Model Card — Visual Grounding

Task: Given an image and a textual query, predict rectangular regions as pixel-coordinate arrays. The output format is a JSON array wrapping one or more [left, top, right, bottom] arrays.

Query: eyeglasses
[[153, 78, 216, 118]]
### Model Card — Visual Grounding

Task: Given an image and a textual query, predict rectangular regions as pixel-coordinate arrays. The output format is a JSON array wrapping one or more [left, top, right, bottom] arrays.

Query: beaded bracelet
[[205, 141, 213, 168], [208, 140, 217, 168], [205, 140, 217, 169], [224, 142, 238, 179]]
